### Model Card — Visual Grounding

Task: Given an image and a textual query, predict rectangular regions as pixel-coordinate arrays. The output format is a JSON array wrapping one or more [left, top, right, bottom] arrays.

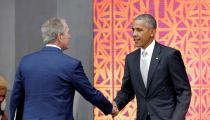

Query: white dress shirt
[[46, 44, 62, 50], [140, 40, 155, 68], [140, 40, 155, 87]]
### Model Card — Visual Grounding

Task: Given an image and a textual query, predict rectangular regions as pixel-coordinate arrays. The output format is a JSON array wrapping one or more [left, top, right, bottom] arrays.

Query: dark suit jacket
[[10, 47, 112, 120], [115, 42, 191, 120]]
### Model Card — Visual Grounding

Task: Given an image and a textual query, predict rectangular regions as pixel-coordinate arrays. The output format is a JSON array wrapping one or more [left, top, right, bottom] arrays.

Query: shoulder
[[155, 42, 184, 65], [20, 50, 81, 67], [61, 54, 80, 64], [157, 42, 180, 56], [126, 48, 140, 59], [20, 50, 41, 62]]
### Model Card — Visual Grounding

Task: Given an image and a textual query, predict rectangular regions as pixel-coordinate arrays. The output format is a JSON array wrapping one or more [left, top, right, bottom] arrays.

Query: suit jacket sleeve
[[114, 56, 135, 111], [10, 63, 25, 120], [169, 50, 191, 120], [71, 61, 112, 115]]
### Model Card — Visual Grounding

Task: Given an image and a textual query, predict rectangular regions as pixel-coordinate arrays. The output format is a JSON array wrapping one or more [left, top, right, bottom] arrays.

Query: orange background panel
[[93, 0, 210, 119]]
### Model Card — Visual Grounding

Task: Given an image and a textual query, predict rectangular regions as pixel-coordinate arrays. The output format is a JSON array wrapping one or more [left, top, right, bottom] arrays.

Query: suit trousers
[[146, 115, 151, 120]]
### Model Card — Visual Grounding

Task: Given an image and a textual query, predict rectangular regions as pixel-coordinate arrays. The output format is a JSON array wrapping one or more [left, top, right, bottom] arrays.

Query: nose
[[133, 30, 138, 38]]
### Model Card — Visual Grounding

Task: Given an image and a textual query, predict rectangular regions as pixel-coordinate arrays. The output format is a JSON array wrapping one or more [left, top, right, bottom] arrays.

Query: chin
[[135, 44, 141, 48]]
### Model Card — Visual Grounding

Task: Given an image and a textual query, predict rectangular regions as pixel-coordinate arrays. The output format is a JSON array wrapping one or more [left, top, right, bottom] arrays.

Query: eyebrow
[[132, 27, 143, 30]]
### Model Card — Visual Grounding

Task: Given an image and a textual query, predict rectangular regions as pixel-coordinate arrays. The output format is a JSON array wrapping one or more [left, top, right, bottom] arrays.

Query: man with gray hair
[[10, 17, 118, 120], [112, 14, 191, 120]]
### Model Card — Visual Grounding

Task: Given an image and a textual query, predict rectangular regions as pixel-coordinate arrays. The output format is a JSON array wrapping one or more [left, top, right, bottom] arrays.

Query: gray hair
[[41, 17, 66, 43], [135, 14, 157, 29]]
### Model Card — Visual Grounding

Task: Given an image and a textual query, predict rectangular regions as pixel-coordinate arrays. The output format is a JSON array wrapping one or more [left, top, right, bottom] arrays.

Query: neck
[[48, 41, 63, 50], [142, 38, 154, 49]]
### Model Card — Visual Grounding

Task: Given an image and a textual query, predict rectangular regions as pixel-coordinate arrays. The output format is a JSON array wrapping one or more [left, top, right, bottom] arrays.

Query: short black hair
[[135, 14, 157, 29]]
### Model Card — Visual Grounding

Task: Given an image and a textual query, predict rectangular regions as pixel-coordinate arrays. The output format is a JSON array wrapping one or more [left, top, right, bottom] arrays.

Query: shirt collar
[[141, 40, 155, 56], [46, 44, 62, 50]]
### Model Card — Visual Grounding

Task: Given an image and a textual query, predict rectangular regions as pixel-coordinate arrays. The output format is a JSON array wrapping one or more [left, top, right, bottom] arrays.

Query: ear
[[151, 29, 156, 37], [56, 33, 62, 42]]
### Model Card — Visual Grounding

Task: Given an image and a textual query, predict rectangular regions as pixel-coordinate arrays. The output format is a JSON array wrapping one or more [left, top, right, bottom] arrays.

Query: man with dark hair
[[112, 14, 191, 120]]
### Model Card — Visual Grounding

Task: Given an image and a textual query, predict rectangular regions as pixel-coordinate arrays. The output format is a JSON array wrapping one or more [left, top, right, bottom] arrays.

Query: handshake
[[111, 101, 119, 117]]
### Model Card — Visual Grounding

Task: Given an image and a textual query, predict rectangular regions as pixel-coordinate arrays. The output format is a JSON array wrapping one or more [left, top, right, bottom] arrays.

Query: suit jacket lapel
[[146, 42, 161, 92], [133, 49, 147, 94]]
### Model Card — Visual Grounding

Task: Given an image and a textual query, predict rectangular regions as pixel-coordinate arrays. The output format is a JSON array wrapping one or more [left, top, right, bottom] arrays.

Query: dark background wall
[[57, 0, 93, 119], [0, 0, 15, 115], [0, 0, 15, 90], [0, 0, 93, 119]]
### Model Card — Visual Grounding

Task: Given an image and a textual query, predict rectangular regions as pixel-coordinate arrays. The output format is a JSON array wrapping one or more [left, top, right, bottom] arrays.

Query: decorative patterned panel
[[94, 0, 210, 119], [93, 0, 113, 119]]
